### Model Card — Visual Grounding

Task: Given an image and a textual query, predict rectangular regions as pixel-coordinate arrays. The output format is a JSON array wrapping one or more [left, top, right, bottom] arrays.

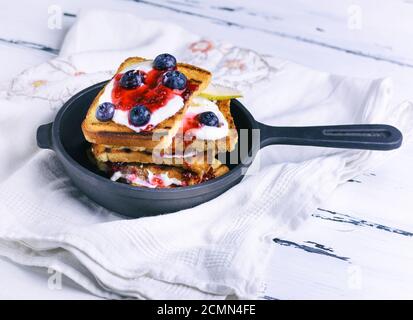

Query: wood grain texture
[[0, 0, 412, 299]]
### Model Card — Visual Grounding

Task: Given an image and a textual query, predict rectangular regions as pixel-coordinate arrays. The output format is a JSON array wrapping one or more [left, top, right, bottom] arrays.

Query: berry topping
[[96, 102, 115, 122], [129, 105, 151, 127], [162, 70, 187, 90], [198, 111, 219, 127], [120, 70, 144, 89], [153, 53, 177, 70]]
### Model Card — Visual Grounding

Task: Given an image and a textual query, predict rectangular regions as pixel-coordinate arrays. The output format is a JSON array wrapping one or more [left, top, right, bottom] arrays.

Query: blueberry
[[129, 105, 151, 127], [198, 111, 219, 127], [162, 71, 187, 90], [153, 53, 176, 70], [120, 70, 143, 89], [96, 102, 115, 122]]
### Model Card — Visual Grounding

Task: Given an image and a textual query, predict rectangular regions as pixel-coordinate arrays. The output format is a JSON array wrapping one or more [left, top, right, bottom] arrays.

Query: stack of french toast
[[81, 54, 240, 188]]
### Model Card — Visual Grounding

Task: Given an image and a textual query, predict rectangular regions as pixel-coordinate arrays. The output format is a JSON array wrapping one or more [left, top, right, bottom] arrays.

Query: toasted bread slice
[[91, 144, 221, 175], [152, 99, 237, 154], [97, 161, 229, 188], [180, 99, 238, 153], [82, 57, 211, 149], [96, 99, 238, 154]]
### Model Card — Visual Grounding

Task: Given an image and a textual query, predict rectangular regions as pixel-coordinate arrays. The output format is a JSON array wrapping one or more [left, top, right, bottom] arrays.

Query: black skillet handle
[[37, 122, 53, 150], [258, 122, 403, 151]]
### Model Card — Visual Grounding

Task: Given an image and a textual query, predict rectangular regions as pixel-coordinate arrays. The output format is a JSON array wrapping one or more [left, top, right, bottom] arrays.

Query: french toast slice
[[97, 161, 229, 188], [178, 99, 238, 154], [91, 144, 222, 175], [82, 57, 212, 149], [94, 99, 238, 155]]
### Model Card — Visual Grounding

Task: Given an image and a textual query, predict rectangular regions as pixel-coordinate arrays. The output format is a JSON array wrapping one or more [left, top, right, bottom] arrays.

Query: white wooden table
[[1, 0, 412, 299]]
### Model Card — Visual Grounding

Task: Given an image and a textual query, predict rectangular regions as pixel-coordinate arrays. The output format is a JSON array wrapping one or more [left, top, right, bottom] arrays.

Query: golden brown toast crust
[[94, 99, 238, 154], [91, 144, 221, 175], [82, 57, 212, 149], [161, 99, 238, 154], [90, 100, 238, 177]]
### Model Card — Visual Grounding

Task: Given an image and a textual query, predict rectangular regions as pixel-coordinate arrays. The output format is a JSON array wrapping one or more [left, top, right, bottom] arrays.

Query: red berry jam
[[149, 176, 165, 188], [174, 111, 203, 148], [181, 113, 202, 133], [111, 68, 197, 114]]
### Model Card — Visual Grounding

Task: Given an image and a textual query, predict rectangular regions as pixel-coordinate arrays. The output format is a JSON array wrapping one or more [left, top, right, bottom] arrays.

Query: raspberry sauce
[[172, 112, 202, 149], [149, 176, 165, 188], [111, 68, 197, 113], [181, 113, 202, 133]]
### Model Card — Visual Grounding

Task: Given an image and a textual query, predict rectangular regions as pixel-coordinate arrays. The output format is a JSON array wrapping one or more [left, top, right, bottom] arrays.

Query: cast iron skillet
[[37, 81, 403, 217]]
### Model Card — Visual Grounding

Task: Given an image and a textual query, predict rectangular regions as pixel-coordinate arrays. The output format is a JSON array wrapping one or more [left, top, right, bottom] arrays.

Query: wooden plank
[[263, 142, 413, 299], [135, 0, 413, 67], [265, 209, 413, 299], [1, 0, 413, 68], [0, 0, 410, 106], [2, 0, 413, 106]]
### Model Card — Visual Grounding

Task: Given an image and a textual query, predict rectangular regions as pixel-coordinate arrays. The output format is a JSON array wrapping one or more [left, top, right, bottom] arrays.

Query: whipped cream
[[160, 150, 197, 159], [111, 96, 184, 133], [147, 170, 182, 187], [111, 169, 182, 188], [98, 60, 184, 133], [184, 97, 229, 140]]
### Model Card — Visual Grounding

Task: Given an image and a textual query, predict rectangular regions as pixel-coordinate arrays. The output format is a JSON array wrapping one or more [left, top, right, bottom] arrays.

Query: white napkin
[[0, 9, 412, 299]]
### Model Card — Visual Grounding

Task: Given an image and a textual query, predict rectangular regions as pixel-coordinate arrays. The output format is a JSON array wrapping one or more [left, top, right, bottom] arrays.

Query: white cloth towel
[[0, 10, 412, 299]]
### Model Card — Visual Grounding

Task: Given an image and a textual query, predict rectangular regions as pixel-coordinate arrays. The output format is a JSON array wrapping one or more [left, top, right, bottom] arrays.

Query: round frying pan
[[36, 81, 403, 218]]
